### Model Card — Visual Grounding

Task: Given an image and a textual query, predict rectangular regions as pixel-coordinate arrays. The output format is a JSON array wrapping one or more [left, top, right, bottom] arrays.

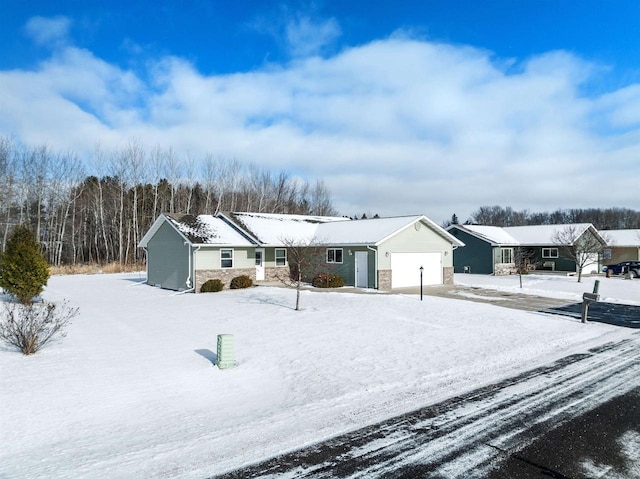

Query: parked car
[[604, 261, 640, 277]]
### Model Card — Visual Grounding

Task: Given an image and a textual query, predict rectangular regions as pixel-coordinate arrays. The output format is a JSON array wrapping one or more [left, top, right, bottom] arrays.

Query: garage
[[391, 252, 442, 288]]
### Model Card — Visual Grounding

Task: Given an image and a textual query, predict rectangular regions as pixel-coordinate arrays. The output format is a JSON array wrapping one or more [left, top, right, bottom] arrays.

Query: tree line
[[450, 205, 640, 230], [0, 137, 336, 266]]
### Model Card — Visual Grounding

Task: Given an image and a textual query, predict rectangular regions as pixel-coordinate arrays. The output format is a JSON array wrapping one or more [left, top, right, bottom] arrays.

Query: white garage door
[[391, 252, 442, 288]]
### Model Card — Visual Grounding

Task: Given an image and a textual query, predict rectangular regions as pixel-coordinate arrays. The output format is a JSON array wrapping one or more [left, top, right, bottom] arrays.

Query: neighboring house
[[447, 223, 607, 276], [601, 229, 640, 264], [445, 225, 519, 275], [139, 212, 464, 292]]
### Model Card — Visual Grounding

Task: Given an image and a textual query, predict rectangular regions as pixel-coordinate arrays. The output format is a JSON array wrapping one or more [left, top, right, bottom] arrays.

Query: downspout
[[184, 243, 202, 293], [367, 245, 378, 289]]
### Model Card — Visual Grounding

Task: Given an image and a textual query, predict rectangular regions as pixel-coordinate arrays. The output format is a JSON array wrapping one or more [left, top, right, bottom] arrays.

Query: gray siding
[[324, 247, 375, 287], [146, 221, 190, 290]]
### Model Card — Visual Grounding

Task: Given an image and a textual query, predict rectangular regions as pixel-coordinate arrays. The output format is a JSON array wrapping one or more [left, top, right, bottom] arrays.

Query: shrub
[[230, 275, 253, 289], [0, 301, 79, 355], [312, 272, 345, 288], [201, 279, 224, 293], [0, 225, 50, 304]]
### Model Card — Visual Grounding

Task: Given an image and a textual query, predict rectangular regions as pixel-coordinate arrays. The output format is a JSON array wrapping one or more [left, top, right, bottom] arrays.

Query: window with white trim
[[603, 249, 612, 260], [221, 249, 233, 268], [327, 248, 343, 264], [501, 248, 513, 264], [542, 248, 559, 258], [275, 248, 287, 267]]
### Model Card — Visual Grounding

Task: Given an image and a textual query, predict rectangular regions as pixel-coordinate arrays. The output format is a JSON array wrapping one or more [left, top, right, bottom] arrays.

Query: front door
[[255, 249, 265, 281], [355, 251, 368, 288]]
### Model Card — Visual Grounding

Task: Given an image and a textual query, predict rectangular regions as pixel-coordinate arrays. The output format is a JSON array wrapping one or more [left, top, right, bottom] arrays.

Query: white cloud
[[285, 15, 341, 57], [24, 15, 71, 46], [1, 32, 638, 222]]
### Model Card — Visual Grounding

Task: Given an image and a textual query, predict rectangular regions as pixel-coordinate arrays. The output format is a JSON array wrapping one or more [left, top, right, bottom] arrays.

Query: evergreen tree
[[0, 225, 50, 304]]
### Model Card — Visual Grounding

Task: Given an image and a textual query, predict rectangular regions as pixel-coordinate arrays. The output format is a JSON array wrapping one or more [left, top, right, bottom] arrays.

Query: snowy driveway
[[215, 334, 640, 478]]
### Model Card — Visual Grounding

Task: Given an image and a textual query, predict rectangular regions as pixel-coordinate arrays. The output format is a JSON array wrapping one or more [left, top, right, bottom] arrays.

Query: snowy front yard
[[1, 273, 637, 478]]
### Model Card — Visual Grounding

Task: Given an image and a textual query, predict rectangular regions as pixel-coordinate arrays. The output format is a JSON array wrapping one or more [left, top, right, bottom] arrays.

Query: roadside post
[[581, 293, 599, 324], [420, 266, 424, 301], [593, 280, 600, 294]]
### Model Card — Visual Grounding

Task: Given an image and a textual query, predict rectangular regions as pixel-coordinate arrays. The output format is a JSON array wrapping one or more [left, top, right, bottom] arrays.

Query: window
[[501, 248, 513, 264], [603, 249, 612, 260], [542, 248, 559, 258], [327, 248, 343, 264], [221, 249, 233, 268], [275, 248, 287, 267]]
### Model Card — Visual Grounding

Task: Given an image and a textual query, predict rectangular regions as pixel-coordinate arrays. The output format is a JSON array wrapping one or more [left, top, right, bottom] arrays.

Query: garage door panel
[[391, 252, 441, 288]]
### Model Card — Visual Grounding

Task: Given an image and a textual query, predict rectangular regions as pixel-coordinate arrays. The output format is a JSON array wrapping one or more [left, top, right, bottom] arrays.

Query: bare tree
[[513, 246, 536, 288], [277, 236, 327, 311], [0, 136, 339, 267], [551, 226, 608, 282]]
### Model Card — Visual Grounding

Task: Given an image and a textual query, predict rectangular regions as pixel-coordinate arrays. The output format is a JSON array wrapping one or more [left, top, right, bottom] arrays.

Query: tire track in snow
[[214, 335, 640, 479]]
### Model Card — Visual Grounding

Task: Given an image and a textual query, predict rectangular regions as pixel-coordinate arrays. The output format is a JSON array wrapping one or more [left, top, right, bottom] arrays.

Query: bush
[[0, 301, 79, 355], [0, 225, 50, 304], [312, 272, 345, 288], [230, 275, 253, 289], [200, 279, 224, 293]]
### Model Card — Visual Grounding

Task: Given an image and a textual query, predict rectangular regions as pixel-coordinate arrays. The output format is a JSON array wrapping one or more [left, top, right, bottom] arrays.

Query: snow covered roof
[[225, 212, 464, 247], [317, 215, 465, 246], [450, 223, 602, 247], [223, 212, 349, 246], [139, 214, 254, 247], [503, 224, 594, 246], [601, 229, 640, 247], [141, 212, 465, 248], [455, 225, 520, 246]]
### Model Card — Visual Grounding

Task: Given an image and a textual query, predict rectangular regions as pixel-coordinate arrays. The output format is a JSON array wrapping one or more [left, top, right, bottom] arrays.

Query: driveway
[[542, 301, 640, 328], [392, 284, 572, 311], [393, 285, 640, 329]]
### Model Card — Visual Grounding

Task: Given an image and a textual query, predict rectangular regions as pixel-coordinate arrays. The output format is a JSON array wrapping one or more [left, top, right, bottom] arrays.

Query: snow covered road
[[216, 333, 640, 478]]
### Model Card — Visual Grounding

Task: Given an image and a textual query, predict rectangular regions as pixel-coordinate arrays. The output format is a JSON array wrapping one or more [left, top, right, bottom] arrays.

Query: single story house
[[139, 212, 464, 292], [446, 223, 607, 275], [601, 229, 640, 264]]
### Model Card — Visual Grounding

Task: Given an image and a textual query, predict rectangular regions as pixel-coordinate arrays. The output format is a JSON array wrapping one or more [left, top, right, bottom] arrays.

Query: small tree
[[551, 226, 607, 282], [0, 301, 78, 355], [0, 225, 50, 304], [514, 246, 536, 288], [278, 236, 327, 311]]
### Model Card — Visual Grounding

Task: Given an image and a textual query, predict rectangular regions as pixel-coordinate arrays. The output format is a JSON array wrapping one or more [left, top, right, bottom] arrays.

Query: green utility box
[[217, 334, 235, 369]]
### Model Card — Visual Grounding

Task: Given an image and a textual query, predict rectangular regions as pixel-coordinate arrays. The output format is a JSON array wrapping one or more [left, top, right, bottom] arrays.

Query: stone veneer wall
[[378, 270, 392, 291], [195, 268, 254, 292], [494, 263, 517, 275], [443, 266, 454, 285], [259, 267, 289, 283]]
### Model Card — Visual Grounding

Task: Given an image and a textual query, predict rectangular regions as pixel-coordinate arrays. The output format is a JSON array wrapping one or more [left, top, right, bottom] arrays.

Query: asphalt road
[[486, 387, 640, 479], [543, 301, 640, 329], [213, 334, 640, 479]]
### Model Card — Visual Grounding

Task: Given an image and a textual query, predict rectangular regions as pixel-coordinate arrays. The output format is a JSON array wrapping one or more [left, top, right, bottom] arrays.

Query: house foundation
[[443, 266, 454, 284], [378, 270, 392, 291], [195, 268, 255, 292]]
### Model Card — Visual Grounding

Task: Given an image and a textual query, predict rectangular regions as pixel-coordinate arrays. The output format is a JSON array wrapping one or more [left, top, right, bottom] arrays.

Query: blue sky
[[1, 1, 638, 221]]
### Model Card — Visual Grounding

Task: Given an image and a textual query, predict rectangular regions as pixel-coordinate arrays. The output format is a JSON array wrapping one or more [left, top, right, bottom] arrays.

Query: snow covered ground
[[0, 272, 637, 479]]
